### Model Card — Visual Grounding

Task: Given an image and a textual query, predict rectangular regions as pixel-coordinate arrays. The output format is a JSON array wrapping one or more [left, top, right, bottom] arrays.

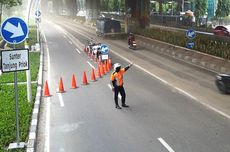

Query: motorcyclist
[[128, 33, 135, 47]]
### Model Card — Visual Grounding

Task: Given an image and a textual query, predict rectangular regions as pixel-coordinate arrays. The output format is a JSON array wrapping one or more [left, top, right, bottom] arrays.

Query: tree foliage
[[0, 0, 22, 7], [100, 0, 125, 12], [194, 0, 207, 18], [215, 0, 230, 18]]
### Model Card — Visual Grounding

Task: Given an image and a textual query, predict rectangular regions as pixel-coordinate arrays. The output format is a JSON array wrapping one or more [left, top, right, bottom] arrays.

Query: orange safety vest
[[110, 68, 126, 86]]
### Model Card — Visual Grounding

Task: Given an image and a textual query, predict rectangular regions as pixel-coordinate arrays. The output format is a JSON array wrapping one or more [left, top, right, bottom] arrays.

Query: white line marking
[[69, 41, 73, 45], [174, 87, 197, 101], [57, 91, 65, 107], [107, 84, 122, 100], [158, 138, 175, 152], [76, 48, 81, 54], [110, 49, 230, 120], [43, 30, 50, 152], [87, 61, 95, 69], [63, 35, 67, 39]]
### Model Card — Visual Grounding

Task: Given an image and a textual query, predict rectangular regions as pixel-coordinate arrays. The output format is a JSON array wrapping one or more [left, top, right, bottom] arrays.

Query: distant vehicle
[[213, 26, 230, 37], [96, 17, 121, 36], [215, 73, 230, 94]]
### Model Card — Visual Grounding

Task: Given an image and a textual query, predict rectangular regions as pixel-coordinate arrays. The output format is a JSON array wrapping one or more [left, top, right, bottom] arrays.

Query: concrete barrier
[[136, 35, 230, 74]]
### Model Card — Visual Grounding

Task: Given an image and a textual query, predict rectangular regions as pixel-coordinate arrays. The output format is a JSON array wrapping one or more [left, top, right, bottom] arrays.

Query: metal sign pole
[[13, 44, 20, 146]]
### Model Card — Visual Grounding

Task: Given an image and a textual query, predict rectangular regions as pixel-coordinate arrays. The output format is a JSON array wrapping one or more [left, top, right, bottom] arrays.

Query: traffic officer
[[110, 62, 133, 109]]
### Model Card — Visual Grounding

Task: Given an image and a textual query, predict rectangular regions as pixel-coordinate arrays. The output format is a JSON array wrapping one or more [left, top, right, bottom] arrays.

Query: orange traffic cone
[[97, 65, 101, 78], [107, 59, 110, 71], [44, 80, 50, 97], [100, 65, 104, 77], [82, 71, 88, 85], [109, 59, 112, 70], [103, 63, 108, 74], [71, 74, 77, 89], [91, 68, 96, 81], [58, 77, 65, 93]]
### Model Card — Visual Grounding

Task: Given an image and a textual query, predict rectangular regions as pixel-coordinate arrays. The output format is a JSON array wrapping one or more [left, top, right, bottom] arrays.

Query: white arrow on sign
[[187, 31, 195, 38], [3, 22, 24, 38]]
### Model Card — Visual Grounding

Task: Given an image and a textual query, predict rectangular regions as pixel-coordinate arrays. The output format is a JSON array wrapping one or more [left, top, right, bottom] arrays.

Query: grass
[[0, 84, 37, 152], [0, 52, 40, 83]]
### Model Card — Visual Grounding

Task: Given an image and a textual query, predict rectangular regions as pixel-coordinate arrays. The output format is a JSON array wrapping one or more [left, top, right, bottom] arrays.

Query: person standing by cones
[[110, 62, 133, 109]]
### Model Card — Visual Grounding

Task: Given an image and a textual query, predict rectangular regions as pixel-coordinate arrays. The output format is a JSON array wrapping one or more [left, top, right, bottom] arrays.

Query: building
[[207, 0, 217, 19]]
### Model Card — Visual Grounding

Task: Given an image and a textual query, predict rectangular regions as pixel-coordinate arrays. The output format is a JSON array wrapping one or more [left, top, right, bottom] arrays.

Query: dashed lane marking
[[158, 138, 175, 152], [76, 48, 81, 54], [57, 92, 65, 107], [87, 61, 95, 69]]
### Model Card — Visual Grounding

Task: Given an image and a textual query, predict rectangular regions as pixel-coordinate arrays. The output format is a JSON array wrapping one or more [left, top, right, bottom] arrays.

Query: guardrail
[[136, 35, 230, 74]]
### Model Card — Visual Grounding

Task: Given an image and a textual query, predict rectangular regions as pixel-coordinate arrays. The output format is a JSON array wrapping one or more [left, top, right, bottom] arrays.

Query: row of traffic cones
[[44, 59, 112, 97]]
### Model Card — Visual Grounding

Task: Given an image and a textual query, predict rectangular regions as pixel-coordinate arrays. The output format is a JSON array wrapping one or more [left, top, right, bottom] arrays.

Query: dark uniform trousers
[[114, 85, 126, 106]]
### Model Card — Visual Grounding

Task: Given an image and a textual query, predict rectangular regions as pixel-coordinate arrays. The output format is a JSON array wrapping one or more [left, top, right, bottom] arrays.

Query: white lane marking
[[174, 87, 197, 101], [110, 49, 230, 120], [107, 84, 122, 100], [87, 61, 95, 69], [76, 48, 81, 54], [57, 91, 65, 107], [63, 35, 67, 39], [158, 138, 175, 152], [43, 30, 51, 152], [69, 40, 73, 45]]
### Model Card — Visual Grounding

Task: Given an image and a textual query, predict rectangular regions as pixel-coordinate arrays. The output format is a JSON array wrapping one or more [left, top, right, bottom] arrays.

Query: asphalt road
[[36, 16, 230, 152]]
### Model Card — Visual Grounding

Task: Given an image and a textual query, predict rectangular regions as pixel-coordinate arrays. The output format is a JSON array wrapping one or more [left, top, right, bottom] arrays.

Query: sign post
[[1, 17, 29, 150], [186, 29, 196, 49], [100, 44, 109, 60]]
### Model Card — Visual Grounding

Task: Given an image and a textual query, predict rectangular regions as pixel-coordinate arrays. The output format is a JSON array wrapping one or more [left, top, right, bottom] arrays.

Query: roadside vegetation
[[0, 24, 40, 151], [133, 26, 230, 60]]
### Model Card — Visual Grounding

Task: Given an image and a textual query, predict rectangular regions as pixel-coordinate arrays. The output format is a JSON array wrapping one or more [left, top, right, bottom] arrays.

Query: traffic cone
[[97, 65, 101, 78], [108, 59, 112, 70], [71, 74, 77, 89], [104, 63, 108, 74], [100, 65, 104, 77], [91, 68, 96, 81], [44, 80, 50, 97], [106, 62, 109, 72], [107, 59, 110, 71], [58, 77, 65, 93], [82, 71, 88, 85]]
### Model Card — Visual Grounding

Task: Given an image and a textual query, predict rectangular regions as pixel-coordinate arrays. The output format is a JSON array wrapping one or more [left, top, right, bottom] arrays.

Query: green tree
[[194, 0, 208, 26], [215, 0, 230, 19], [0, 0, 22, 24]]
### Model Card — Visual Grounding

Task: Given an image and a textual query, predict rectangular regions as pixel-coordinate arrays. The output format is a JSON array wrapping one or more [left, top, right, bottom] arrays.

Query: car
[[215, 73, 230, 94], [213, 26, 230, 37]]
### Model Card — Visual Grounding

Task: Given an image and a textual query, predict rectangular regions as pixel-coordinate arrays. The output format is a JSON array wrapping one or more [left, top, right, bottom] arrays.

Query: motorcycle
[[129, 40, 137, 50]]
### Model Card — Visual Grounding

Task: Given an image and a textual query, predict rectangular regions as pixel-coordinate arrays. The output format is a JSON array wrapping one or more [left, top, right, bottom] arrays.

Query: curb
[[26, 36, 44, 152], [136, 35, 230, 74]]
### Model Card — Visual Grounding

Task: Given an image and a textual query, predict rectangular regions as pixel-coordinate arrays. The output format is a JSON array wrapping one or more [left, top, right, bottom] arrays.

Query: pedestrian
[[110, 62, 133, 109]]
